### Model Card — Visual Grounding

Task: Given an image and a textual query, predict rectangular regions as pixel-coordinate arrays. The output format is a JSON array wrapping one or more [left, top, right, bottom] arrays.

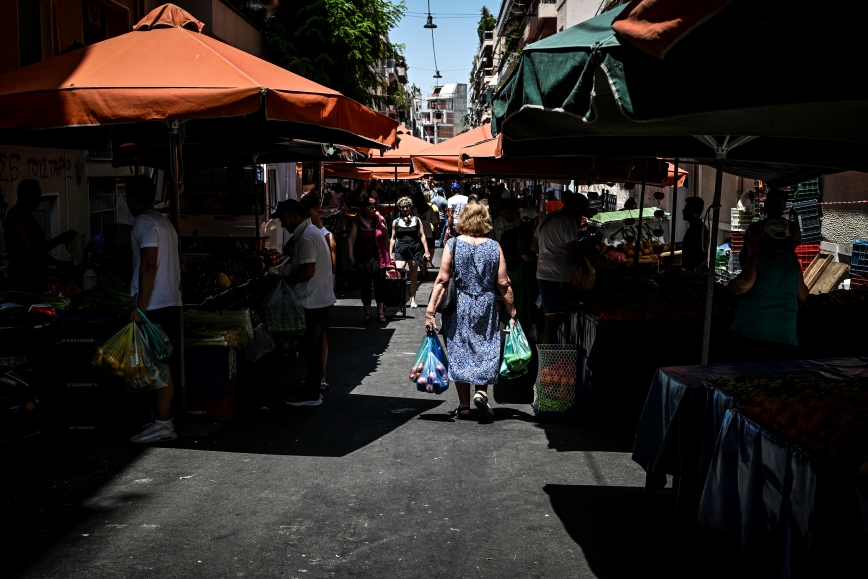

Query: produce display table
[[633, 358, 868, 538], [700, 408, 868, 577]]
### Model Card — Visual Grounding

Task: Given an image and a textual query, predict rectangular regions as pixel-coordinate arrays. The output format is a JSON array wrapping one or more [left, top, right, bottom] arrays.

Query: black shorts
[[394, 241, 422, 262]]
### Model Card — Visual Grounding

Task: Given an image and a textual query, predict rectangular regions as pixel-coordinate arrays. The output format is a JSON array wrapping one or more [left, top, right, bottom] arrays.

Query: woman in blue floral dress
[[426, 202, 517, 421]]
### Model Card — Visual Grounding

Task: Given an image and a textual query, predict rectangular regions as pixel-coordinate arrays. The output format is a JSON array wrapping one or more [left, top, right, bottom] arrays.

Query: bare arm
[[797, 268, 809, 302], [728, 255, 759, 294], [419, 218, 430, 260], [425, 242, 453, 331], [327, 233, 337, 274], [497, 243, 517, 322], [389, 219, 397, 257], [131, 246, 159, 321], [348, 222, 358, 266], [286, 262, 315, 285]]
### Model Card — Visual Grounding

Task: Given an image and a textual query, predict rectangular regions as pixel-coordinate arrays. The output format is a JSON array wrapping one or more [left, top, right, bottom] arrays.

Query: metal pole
[[670, 158, 679, 264], [168, 121, 186, 421], [253, 154, 261, 249], [634, 158, 649, 264], [701, 158, 725, 364]]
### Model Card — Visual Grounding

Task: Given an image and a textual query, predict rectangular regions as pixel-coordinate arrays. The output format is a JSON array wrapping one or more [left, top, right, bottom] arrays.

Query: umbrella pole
[[701, 158, 724, 364], [634, 159, 649, 264], [252, 154, 261, 248], [670, 158, 679, 263], [169, 120, 187, 421]]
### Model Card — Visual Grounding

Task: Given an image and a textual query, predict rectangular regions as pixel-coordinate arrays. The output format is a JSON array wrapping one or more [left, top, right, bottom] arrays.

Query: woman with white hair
[[390, 196, 430, 309]]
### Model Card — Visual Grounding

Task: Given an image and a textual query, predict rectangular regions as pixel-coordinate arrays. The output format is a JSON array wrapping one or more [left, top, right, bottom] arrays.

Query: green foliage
[[266, 0, 406, 107], [477, 6, 497, 45], [469, 54, 479, 85]]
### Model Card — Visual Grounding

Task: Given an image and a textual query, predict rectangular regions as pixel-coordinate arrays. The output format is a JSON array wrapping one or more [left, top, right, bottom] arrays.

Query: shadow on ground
[[545, 483, 767, 579]]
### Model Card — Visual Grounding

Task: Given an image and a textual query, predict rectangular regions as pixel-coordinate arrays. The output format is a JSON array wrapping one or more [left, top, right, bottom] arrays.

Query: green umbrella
[[492, 1, 868, 362]]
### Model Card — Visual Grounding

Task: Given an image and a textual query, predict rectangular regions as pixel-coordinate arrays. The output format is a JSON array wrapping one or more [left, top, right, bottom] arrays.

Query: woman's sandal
[[451, 406, 472, 420], [473, 392, 495, 421], [378, 313, 387, 323], [362, 314, 372, 323]]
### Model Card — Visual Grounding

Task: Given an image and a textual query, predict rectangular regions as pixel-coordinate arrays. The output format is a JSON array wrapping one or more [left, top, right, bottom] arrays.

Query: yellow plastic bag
[[92, 323, 170, 393]]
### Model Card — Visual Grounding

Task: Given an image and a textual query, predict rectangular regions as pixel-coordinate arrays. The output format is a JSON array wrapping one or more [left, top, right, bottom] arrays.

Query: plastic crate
[[186, 346, 236, 399], [794, 178, 820, 201], [795, 244, 821, 272], [852, 239, 868, 269], [730, 209, 754, 231], [796, 214, 822, 243], [791, 199, 819, 217], [186, 381, 238, 422], [730, 230, 745, 252]]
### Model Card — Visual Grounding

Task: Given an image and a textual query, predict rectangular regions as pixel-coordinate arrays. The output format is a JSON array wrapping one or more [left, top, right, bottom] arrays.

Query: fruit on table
[[711, 375, 868, 474]]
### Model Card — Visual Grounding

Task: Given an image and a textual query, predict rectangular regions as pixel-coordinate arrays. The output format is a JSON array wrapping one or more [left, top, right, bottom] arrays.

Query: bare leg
[[156, 373, 174, 421], [377, 301, 386, 316], [456, 381, 471, 409]]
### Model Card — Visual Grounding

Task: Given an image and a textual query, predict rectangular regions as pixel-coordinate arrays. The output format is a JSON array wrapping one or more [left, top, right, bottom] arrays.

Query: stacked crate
[[851, 239, 868, 290], [791, 200, 822, 243], [795, 244, 821, 272], [794, 178, 821, 202]]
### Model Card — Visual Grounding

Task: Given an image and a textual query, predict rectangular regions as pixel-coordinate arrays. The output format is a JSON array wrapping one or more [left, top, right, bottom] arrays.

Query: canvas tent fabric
[[0, 4, 398, 150]]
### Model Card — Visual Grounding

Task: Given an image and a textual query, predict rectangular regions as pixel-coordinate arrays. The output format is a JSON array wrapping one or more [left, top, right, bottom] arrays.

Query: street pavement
[[2, 253, 761, 579]]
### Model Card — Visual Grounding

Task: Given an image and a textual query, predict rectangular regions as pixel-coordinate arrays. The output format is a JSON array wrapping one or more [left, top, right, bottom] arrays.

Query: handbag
[[436, 237, 458, 314]]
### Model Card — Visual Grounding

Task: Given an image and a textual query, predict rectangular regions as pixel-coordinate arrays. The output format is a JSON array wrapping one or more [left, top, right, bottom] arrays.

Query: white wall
[[557, 0, 603, 32]]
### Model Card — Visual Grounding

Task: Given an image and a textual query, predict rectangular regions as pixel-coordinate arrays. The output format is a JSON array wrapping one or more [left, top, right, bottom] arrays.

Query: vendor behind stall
[[727, 219, 809, 361], [740, 188, 800, 265], [4, 179, 76, 294], [681, 197, 709, 271]]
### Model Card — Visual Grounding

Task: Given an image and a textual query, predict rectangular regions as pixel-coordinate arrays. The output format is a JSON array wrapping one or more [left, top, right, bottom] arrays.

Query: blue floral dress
[[442, 237, 501, 385]]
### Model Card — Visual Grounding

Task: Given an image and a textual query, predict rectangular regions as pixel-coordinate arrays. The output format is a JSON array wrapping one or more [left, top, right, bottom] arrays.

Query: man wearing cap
[[681, 197, 709, 271], [271, 199, 336, 406], [727, 218, 809, 361], [532, 194, 590, 344]]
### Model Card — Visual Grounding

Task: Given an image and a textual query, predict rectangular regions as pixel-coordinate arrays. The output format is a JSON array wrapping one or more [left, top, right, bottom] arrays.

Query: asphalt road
[[2, 255, 763, 579]]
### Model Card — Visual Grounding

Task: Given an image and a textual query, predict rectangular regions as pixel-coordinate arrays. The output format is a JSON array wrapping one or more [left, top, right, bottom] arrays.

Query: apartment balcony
[[537, 0, 557, 19]]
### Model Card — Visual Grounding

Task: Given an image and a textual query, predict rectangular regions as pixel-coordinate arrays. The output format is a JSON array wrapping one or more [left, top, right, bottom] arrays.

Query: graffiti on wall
[[0, 152, 84, 221]]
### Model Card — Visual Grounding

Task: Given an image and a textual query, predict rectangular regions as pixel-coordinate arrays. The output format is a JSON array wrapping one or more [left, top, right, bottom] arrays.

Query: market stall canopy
[[490, 1, 868, 177], [0, 3, 398, 151], [324, 164, 421, 182], [412, 125, 686, 186], [364, 126, 432, 165]]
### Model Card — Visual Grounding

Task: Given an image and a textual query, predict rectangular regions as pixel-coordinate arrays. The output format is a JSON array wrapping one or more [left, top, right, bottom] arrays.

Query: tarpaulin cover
[[0, 3, 397, 148], [632, 358, 868, 574], [324, 164, 421, 182], [412, 125, 687, 185], [491, 1, 868, 176], [590, 208, 668, 224], [364, 126, 432, 165]]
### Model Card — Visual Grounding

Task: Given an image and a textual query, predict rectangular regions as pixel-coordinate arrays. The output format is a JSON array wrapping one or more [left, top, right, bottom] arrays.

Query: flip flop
[[378, 313, 387, 323], [450, 406, 472, 420], [473, 392, 494, 421], [362, 315, 371, 323]]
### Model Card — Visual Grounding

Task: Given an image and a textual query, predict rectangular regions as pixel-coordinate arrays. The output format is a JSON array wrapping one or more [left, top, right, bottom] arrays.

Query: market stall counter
[[633, 357, 868, 575]]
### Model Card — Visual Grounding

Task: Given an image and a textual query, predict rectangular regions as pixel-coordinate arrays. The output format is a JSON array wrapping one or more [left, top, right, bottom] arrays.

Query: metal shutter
[[18, 0, 42, 67]]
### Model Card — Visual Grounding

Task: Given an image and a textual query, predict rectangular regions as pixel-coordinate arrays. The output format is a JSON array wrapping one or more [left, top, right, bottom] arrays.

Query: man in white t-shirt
[[125, 176, 182, 444], [444, 187, 469, 242], [532, 194, 589, 344], [271, 199, 336, 406]]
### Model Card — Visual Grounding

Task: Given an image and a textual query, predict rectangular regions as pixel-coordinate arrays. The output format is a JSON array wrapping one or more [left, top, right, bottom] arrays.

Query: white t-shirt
[[534, 213, 578, 283], [288, 219, 336, 309], [447, 195, 469, 226], [131, 209, 182, 310]]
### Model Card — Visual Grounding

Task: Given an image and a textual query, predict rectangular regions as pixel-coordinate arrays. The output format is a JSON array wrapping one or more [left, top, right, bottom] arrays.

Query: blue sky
[[391, 0, 492, 99]]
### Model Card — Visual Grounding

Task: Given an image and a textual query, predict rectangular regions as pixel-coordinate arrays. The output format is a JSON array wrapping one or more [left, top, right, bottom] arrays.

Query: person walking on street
[[299, 195, 337, 392], [532, 194, 590, 344], [426, 203, 516, 422], [431, 187, 448, 247], [125, 176, 182, 443], [444, 185, 469, 244], [390, 197, 430, 309], [421, 191, 440, 276], [348, 193, 391, 322], [271, 200, 336, 406]]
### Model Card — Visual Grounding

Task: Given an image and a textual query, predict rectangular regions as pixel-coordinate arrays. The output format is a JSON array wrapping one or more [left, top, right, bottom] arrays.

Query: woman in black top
[[390, 196, 431, 309]]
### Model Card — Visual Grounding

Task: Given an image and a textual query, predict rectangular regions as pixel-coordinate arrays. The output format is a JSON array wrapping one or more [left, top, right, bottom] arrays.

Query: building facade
[[418, 83, 468, 145]]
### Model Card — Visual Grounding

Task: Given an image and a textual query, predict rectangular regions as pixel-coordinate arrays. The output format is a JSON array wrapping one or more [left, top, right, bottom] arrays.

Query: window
[[89, 178, 134, 240], [18, 0, 41, 67]]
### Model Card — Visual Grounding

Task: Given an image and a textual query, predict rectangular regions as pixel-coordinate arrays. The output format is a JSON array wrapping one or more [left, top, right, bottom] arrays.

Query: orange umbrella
[[0, 3, 397, 150], [412, 125, 686, 186], [363, 125, 433, 165], [325, 164, 422, 182]]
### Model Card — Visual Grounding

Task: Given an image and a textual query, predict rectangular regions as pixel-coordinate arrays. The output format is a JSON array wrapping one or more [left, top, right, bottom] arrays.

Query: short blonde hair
[[456, 202, 492, 236], [396, 196, 413, 209]]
